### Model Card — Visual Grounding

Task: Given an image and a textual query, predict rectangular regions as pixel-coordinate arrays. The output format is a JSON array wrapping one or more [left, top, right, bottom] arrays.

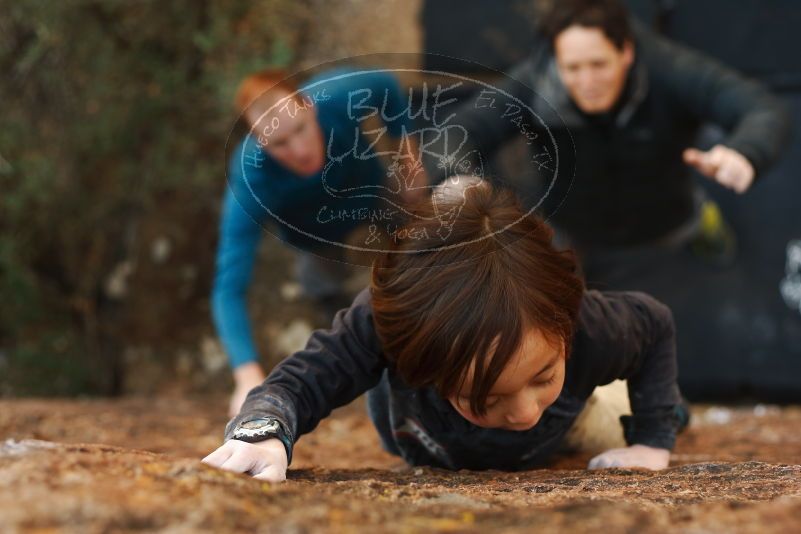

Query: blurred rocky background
[[0, 0, 423, 397], [3, 0, 801, 403]]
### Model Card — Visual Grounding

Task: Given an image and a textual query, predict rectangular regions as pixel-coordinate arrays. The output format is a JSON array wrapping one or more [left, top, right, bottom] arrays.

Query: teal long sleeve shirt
[[212, 68, 412, 369]]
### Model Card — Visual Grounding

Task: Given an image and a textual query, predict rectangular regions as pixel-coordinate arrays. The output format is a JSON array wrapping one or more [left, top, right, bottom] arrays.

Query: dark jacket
[[455, 22, 791, 247], [226, 288, 685, 470]]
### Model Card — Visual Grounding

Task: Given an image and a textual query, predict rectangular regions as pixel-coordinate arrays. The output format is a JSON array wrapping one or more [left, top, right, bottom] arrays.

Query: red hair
[[234, 69, 298, 114]]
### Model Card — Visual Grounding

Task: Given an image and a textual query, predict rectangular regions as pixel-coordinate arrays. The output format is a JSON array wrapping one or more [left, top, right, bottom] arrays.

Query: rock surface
[[1, 398, 800, 533]]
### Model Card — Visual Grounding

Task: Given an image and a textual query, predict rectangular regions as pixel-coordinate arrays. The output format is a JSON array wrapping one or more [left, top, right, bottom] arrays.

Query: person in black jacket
[[202, 179, 688, 482], [450, 0, 791, 282]]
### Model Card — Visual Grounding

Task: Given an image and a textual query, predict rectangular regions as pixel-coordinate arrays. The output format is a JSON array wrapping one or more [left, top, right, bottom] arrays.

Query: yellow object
[[700, 201, 723, 235]]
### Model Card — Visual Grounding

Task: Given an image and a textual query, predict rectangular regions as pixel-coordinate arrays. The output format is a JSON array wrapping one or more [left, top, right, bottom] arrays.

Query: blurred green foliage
[[0, 0, 308, 395]]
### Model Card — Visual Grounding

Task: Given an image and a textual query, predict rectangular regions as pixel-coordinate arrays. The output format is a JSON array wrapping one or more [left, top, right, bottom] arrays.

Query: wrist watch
[[229, 417, 293, 463]]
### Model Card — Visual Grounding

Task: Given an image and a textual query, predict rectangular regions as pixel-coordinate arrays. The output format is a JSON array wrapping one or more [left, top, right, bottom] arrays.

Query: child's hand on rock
[[588, 444, 670, 470], [202, 438, 288, 482]]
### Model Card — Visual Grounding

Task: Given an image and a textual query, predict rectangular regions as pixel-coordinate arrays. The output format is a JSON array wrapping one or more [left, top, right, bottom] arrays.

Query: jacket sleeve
[[224, 288, 387, 463], [211, 139, 270, 369], [653, 32, 792, 179], [572, 291, 684, 450]]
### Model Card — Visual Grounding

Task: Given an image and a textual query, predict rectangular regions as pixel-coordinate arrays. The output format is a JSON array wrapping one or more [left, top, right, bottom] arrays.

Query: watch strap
[[229, 417, 294, 465]]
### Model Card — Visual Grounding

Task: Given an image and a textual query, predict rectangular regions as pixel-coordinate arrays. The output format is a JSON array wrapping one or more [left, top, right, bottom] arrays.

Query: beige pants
[[563, 380, 631, 454]]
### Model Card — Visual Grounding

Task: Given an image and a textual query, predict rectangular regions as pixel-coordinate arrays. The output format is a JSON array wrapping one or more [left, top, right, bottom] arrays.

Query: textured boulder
[[0, 399, 799, 533]]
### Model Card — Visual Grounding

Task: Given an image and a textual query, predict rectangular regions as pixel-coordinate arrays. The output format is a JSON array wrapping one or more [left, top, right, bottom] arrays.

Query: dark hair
[[371, 179, 585, 416], [540, 0, 633, 50]]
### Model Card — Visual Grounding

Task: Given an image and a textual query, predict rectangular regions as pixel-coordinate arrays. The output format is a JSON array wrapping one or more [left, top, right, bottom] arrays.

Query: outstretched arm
[[212, 139, 272, 415], [576, 291, 684, 470], [656, 32, 792, 191], [211, 188, 263, 370], [204, 289, 387, 481]]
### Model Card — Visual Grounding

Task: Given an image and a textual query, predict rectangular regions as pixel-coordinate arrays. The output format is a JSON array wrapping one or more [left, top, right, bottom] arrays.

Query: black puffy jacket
[[454, 22, 792, 247]]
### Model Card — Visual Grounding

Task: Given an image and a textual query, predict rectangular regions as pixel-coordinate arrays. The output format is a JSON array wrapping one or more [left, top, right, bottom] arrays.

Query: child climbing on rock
[[202, 178, 689, 482]]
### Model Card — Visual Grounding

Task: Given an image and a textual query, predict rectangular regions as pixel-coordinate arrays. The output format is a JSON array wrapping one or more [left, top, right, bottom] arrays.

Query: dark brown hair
[[371, 179, 584, 415], [540, 0, 633, 50]]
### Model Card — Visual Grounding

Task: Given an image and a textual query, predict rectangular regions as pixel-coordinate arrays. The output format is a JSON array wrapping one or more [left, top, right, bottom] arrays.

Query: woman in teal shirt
[[214, 67, 426, 415]]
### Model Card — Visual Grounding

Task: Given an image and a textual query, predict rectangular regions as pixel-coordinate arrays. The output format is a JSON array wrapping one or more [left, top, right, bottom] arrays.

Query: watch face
[[239, 419, 280, 432]]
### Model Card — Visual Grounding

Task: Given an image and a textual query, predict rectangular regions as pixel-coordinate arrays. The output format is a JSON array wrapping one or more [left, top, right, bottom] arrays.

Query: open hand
[[683, 145, 754, 194], [588, 444, 670, 470], [202, 438, 288, 482]]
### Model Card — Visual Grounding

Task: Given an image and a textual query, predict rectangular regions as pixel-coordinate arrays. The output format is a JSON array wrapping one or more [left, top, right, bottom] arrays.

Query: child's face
[[448, 329, 566, 431]]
